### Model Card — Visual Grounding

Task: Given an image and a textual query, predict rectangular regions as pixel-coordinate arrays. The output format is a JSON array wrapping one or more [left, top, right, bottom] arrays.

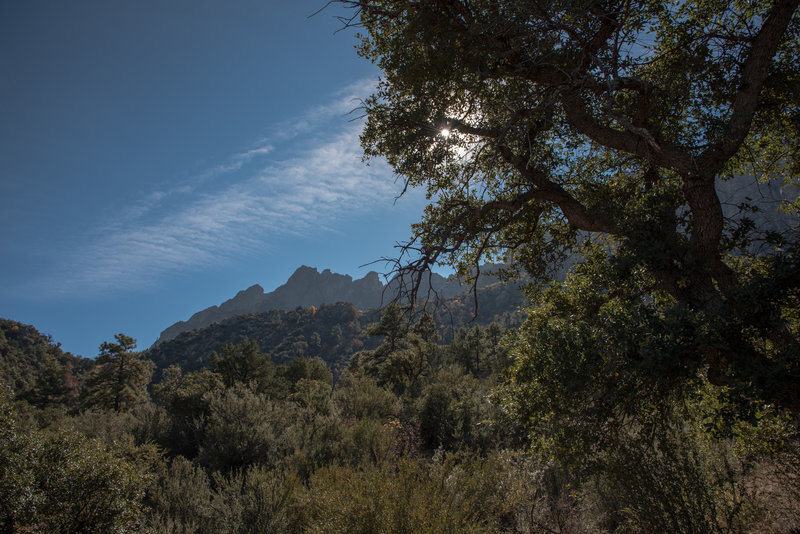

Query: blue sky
[[0, 1, 428, 357]]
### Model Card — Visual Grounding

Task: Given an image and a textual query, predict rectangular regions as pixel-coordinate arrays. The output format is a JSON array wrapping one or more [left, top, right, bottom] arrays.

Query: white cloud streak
[[36, 80, 406, 297]]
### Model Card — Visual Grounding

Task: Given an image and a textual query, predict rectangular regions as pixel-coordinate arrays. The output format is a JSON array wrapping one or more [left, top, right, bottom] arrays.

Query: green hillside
[[146, 280, 525, 378], [0, 318, 93, 398], [146, 302, 381, 377]]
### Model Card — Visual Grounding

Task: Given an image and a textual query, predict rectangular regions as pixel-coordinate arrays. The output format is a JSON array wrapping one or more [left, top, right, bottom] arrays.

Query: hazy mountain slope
[[155, 267, 388, 344], [717, 173, 799, 245]]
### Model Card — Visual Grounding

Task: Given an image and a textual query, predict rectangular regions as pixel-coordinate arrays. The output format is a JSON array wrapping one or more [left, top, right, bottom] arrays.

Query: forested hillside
[[0, 318, 93, 400], [156, 264, 523, 344], [147, 280, 524, 379], [155, 267, 386, 344], [147, 303, 380, 377]]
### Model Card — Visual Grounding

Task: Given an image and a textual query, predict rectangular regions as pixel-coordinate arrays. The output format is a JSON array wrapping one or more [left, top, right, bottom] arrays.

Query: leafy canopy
[[341, 0, 800, 413]]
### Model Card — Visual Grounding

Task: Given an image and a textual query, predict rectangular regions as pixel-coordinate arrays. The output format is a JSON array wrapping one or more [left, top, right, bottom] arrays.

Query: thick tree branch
[[494, 143, 617, 233], [696, 0, 800, 177], [571, 4, 620, 73], [560, 89, 694, 172]]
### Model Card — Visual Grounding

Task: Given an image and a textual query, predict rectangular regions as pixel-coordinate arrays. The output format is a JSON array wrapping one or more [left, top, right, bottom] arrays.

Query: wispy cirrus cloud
[[32, 80, 408, 297]]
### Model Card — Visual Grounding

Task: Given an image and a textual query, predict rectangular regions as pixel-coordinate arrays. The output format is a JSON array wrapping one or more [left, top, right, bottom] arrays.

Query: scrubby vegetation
[[2, 308, 798, 532]]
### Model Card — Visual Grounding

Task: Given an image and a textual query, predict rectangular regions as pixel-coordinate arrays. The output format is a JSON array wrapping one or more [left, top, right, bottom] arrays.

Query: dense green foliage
[[348, 0, 800, 414], [0, 318, 92, 400], [0, 389, 150, 533], [1, 309, 799, 531], [80, 334, 154, 412]]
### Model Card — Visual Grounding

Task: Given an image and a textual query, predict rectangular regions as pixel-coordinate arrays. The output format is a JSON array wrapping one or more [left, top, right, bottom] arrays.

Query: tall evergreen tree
[[80, 334, 153, 412]]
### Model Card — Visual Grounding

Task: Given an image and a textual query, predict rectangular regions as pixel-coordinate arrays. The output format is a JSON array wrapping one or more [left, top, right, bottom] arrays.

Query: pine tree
[[80, 334, 153, 412]]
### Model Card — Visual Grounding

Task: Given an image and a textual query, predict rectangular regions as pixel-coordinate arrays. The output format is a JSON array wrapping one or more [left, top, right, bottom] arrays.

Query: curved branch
[[560, 89, 694, 173], [493, 143, 618, 233], [696, 0, 800, 177]]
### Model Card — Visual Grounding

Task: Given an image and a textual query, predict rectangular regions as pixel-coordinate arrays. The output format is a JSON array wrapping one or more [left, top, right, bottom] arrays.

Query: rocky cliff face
[[155, 266, 389, 345], [269, 266, 385, 309]]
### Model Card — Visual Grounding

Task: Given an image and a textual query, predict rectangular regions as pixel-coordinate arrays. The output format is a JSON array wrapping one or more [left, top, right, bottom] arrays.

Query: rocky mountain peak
[[154, 267, 387, 345]]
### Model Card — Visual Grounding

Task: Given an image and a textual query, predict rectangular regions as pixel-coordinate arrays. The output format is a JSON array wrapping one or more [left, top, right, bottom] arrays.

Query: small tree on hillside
[[210, 340, 275, 391], [80, 334, 153, 412]]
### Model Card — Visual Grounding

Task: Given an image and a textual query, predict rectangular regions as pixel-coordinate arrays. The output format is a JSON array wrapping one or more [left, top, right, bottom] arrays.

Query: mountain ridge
[[146, 277, 526, 378], [155, 265, 489, 346]]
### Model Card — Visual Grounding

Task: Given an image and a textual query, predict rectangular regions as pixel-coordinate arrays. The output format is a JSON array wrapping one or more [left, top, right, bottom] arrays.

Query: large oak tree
[[338, 0, 800, 415]]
